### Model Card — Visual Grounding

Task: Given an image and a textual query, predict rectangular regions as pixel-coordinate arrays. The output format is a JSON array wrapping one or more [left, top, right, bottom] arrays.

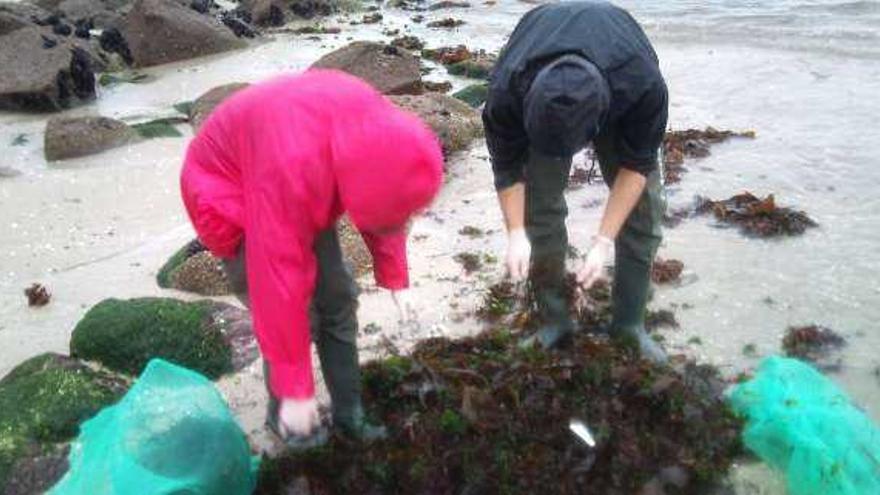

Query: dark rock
[[3, 444, 69, 495], [0, 27, 96, 111], [239, 0, 284, 26], [51, 22, 71, 35], [422, 44, 469, 64], [411, 14, 424, 23], [421, 80, 451, 93], [98, 27, 132, 64], [189, 0, 212, 14], [189, 82, 249, 129], [24, 283, 51, 307], [311, 41, 422, 95], [220, 10, 257, 38], [70, 297, 257, 378], [73, 18, 92, 38], [120, 0, 246, 68], [361, 12, 381, 23], [289, 0, 335, 19], [389, 92, 482, 156], [40, 33, 56, 47], [428, 1, 470, 9], [44, 116, 139, 161]]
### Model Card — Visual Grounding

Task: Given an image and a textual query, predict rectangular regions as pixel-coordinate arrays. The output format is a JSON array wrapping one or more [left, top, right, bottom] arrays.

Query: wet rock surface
[[312, 41, 422, 95], [0, 27, 96, 111], [695, 192, 818, 238], [452, 82, 487, 108], [24, 283, 51, 307], [169, 251, 233, 296], [70, 297, 257, 379], [389, 92, 483, 156], [189, 82, 249, 129], [44, 116, 139, 161], [120, 0, 246, 68], [662, 128, 755, 185], [0, 353, 127, 491]]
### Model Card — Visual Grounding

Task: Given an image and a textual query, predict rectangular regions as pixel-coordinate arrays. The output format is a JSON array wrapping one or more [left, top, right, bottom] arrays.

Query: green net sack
[[50, 359, 259, 495], [728, 356, 880, 495]]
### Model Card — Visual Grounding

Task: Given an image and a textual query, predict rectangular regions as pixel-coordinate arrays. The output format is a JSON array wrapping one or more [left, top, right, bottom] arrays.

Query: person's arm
[[497, 183, 526, 232], [597, 168, 647, 240], [360, 228, 409, 290]]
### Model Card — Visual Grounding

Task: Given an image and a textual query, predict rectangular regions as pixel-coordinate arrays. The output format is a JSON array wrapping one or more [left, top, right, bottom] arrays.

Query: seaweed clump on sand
[[652, 258, 684, 285], [662, 128, 755, 184], [695, 192, 818, 237], [782, 325, 846, 371], [256, 297, 742, 494]]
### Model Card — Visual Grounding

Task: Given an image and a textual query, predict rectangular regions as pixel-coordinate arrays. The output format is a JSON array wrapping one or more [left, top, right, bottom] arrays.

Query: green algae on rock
[[70, 298, 235, 379], [453, 83, 488, 108], [0, 353, 126, 490]]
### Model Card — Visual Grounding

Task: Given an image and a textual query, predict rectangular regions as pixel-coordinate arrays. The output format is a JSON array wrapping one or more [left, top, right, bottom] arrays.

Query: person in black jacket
[[484, 1, 667, 362]]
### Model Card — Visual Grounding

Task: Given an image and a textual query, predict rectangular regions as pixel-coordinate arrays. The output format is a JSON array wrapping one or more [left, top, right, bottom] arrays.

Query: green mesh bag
[[728, 356, 880, 495], [49, 359, 259, 495]]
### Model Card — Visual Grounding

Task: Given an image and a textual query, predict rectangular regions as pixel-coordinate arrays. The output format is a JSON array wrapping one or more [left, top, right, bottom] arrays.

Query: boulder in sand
[[120, 0, 246, 68], [0, 353, 127, 491], [189, 81, 249, 129], [390, 92, 483, 155], [0, 27, 96, 111], [0, 2, 49, 35], [70, 297, 258, 379], [311, 41, 422, 95], [239, 0, 285, 26], [44, 116, 139, 161], [33, 0, 126, 30]]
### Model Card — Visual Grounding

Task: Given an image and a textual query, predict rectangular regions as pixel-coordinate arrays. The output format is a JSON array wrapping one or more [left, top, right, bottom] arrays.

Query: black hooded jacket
[[484, 1, 668, 190]]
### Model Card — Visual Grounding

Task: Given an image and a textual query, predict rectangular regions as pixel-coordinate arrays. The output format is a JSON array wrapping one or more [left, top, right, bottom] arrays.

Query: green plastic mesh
[[728, 356, 880, 495], [49, 359, 259, 495]]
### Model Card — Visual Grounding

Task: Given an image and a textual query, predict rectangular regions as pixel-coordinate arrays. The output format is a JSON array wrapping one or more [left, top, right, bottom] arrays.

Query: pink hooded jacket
[[180, 70, 444, 399]]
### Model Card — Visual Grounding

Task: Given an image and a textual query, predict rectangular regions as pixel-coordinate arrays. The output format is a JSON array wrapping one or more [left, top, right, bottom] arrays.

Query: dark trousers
[[222, 228, 363, 425], [525, 132, 664, 334]]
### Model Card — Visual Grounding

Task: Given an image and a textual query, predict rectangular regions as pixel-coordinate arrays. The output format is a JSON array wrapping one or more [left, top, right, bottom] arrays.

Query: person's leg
[[522, 148, 576, 349], [594, 132, 667, 363], [222, 243, 329, 448], [312, 227, 386, 441]]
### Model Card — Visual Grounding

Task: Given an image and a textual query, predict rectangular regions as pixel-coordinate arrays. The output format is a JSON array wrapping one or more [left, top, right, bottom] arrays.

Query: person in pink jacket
[[180, 70, 444, 445]]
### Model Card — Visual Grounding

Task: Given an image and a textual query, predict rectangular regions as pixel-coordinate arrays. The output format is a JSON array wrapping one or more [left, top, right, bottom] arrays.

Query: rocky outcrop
[[120, 0, 246, 68], [189, 82, 249, 129], [0, 27, 96, 111], [44, 116, 139, 161], [32, 0, 127, 30], [311, 41, 422, 95], [390, 92, 483, 155], [0, 2, 50, 35], [70, 297, 258, 379]]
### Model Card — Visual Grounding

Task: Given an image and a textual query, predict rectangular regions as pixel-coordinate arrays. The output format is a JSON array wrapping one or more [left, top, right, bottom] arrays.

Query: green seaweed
[[453, 83, 488, 108], [98, 72, 152, 87], [70, 298, 232, 379], [0, 353, 125, 486], [131, 118, 185, 139]]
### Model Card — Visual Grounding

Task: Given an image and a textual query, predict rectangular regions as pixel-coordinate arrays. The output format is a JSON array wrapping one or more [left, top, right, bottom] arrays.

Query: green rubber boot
[[316, 333, 387, 443], [610, 255, 668, 364], [520, 253, 575, 350]]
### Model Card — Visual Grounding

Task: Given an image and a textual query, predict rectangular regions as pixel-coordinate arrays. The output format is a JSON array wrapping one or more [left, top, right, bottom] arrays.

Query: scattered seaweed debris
[[695, 192, 818, 237], [422, 81, 453, 93], [24, 284, 51, 307], [391, 35, 425, 51], [458, 225, 484, 238], [652, 258, 684, 285], [566, 166, 594, 190], [646, 309, 680, 331], [454, 252, 483, 274], [256, 326, 742, 494], [782, 325, 846, 370], [427, 18, 466, 28], [422, 45, 471, 64], [662, 128, 755, 184], [476, 281, 518, 322]]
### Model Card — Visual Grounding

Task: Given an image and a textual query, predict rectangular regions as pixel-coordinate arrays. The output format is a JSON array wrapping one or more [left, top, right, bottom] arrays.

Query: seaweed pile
[[257, 283, 742, 494]]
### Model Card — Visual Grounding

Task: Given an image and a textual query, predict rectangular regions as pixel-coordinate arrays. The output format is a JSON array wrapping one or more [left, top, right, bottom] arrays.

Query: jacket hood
[[524, 54, 610, 157], [326, 74, 444, 233]]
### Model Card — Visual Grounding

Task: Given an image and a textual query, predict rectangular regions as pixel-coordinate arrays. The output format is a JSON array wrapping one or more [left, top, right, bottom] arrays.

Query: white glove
[[279, 397, 320, 437], [391, 290, 417, 323], [576, 235, 614, 291], [506, 228, 531, 282]]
